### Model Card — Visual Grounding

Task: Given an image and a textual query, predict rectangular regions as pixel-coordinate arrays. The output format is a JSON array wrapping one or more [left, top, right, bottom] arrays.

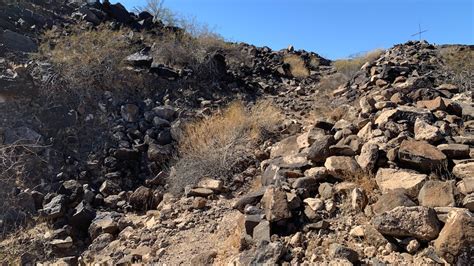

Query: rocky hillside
[[0, 0, 473, 265]]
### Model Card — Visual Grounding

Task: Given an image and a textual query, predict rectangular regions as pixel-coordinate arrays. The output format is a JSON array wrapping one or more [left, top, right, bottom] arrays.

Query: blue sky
[[115, 0, 473, 59]]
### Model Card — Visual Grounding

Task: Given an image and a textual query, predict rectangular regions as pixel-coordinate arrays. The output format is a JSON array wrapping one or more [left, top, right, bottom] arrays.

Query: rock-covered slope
[[0, 0, 473, 265]]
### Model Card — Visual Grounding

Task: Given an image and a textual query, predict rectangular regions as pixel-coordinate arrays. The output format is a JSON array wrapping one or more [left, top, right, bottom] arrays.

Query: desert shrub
[[133, 0, 178, 26], [150, 25, 241, 78], [283, 54, 310, 78], [440, 46, 473, 92], [334, 49, 384, 79], [0, 142, 45, 236], [0, 223, 51, 263], [169, 100, 282, 194], [37, 25, 144, 94]]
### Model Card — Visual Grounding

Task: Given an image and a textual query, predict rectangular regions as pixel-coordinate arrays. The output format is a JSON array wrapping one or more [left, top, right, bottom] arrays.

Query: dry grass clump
[[440, 46, 473, 92], [310, 73, 358, 122], [37, 25, 144, 93], [334, 49, 384, 79], [283, 54, 310, 78], [0, 223, 51, 263], [152, 30, 230, 67], [169, 100, 282, 194], [344, 170, 379, 200]]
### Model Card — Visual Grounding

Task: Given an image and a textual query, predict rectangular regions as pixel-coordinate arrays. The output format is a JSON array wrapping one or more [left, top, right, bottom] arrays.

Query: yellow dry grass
[[38, 25, 143, 92], [170, 100, 281, 194], [283, 54, 310, 78], [179, 100, 282, 156], [333, 49, 384, 79]]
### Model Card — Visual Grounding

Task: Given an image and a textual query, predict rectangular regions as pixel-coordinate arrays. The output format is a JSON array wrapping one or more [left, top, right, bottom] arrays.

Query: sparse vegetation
[[134, 0, 178, 26], [333, 49, 384, 79], [169, 100, 282, 194], [37, 25, 144, 93], [283, 54, 310, 78], [440, 46, 473, 92], [310, 73, 359, 122], [0, 142, 45, 236]]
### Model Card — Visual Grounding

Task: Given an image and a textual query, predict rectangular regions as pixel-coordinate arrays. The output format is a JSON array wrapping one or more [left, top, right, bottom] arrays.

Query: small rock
[[197, 178, 224, 191], [328, 243, 359, 263], [185, 187, 214, 197], [356, 143, 379, 172], [351, 188, 367, 211], [318, 183, 334, 200], [192, 197, 207, 209], [307, 135, 335, 163], [50, 236, 73, 249], [40, 195, 66, 220], [120, 104, 139, 122]]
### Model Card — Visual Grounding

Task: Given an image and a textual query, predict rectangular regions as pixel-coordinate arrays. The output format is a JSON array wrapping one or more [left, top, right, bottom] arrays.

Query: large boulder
[[324, 156, 361, 179], [371, 190, 416, 215], [270, 135, 300, 158], [414, 118, 442, 143], [418, 180, 455, 207], [306, 135, 335, 163], [375, 168, 427, 198], [261, 186, 291, 222], [434, 209, 474, 264], [0, 30, 37, 52], [88, 212, 121, 240], [356, 143, 379, 172], [129, 186, 161, 211], [233, 187, 266, 213], [453, 162, 474, 180], [372, 206, 440, 241], [398, 139, 447, 172], [374, 106, 433, 127], [437, 144, 470, 159], [40, 195, 67, 220]]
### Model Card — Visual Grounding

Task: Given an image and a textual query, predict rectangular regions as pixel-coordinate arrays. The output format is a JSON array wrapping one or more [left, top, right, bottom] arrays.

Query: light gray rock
[[372, 206, 440, 241], [418, 180, 455, 207], [375, 168, 426, 198]]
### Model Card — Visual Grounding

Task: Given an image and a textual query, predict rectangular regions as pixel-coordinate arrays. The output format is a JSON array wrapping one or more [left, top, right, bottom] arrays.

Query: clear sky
[[114, 0, 473, 59]]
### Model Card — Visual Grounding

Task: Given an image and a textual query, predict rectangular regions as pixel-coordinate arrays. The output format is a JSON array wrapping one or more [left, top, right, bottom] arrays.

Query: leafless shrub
[[133, 0, 179, 26], [169, 100, 282, 194], [440, 46, 473, 92], [0, 142, 47, 236], [0, 223, 51, 263]]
